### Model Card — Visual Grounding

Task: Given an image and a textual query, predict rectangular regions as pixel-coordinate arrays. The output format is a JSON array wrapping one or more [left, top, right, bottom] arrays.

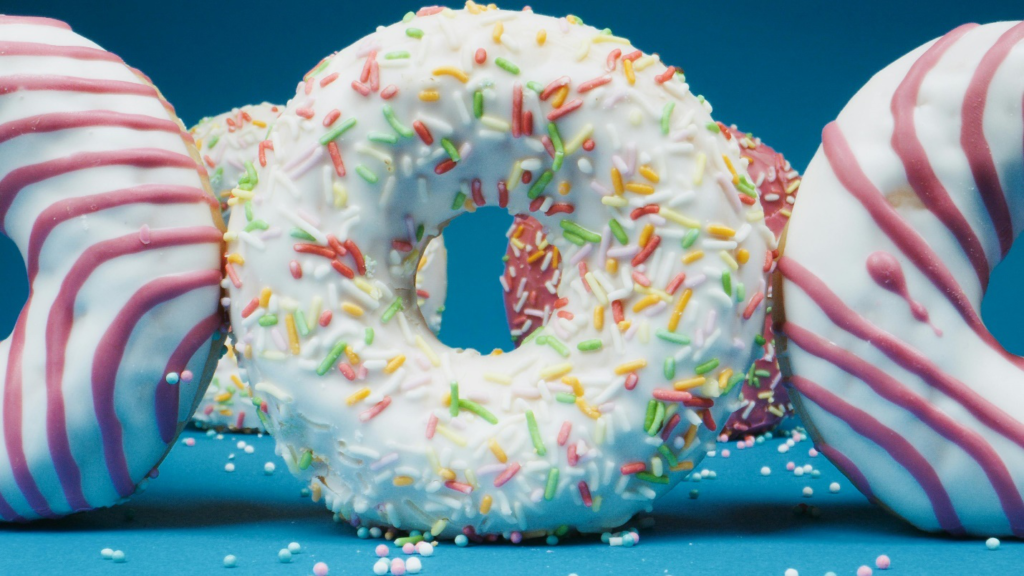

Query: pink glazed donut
[[0, 16, 224, 521]]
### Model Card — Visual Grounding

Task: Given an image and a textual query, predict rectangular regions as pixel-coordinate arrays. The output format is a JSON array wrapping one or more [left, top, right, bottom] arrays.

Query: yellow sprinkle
[[707, 224, 736, 238], [539, 362, 573, 380], [625, 182, 655, 195], [759, 390, 775, 400], [214, 392, 232, 403], [490, 348, 504, 355], [430, 519, 448, 536], [285, 314, 300, 355], [414, 335, 440, 367], [591, 34, 630, 44], [492, 21, 503, 43], [311, 482, 322, 503], [601, 195, 628, 208], [693, 152, 707, 185], [638, 165, 661, 183], [341, 302, 364, 317], [333, 182, 348, 208], [513, 225, 525, 239], [344, 345, 360, 366], [353, 277, 378, 297], [480, 494, 493, 514], [564, 123, 595, 154], [225, 253, 245, 264], [417, 254, 430, 273], [614, 359, 647, 375], [507, 161, 523, 191], [737, 249, 750, 264], [552, 85, 570, 108], [259, 287, 272, 308], [720, 251, 739, 271], [438, 467, 457, 481], [346, 388, 370, 406], [594, 305, 605, 331], [682, 250, 704, 264], [510, 237, 525, 250], [671, 460, 695, 472], [562, 376, 585, 397], [633, 55, 656, 71], [432, 66, 469, 83], [768, 405, 786, 417], [674, 376, 706, 391], [484, 372, 512, 385], [593, 495, 603, 513], [639, 223, 654, 248], [465, 198, 476, 212], [718, 368, 734, 391], [722, 154, 739, 183], [576, 398, 601, 419], [659, 207, 701, 228], [230, 374, 245, 390], [611, 167, 624, 194], [466, 0, 484, 14], [419, 90, 440, 102], [435, 425, 468, 447], [489, 438, 508, 463], [393, 475, 414, 487], [536, 29, 547, 45], [780, 208, 792, 218], [231, 187, 254, 200], [632, 294, 660, 313], [584, 271, 609, 305], [668, 288, 693, 332], [786, 178, 801, 194], [605, 258, 618, 274], [683, 425, 698, 449], [617, 320, 631, 332], [384, 355, 406, 374], [251, 120, 267, 128], [217, 408, 233, 416], [558, 181, 571, 196], [223, 231, 238, 242], [623, 58, 635, 85], [527, 249, 547, 264]]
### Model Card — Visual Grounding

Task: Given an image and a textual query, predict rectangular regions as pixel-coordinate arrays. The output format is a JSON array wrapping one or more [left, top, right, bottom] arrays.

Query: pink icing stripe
[[780, 256, 1024, 451], [92, 269, 222, 497], [154, 313, 222, 443], [791, 375, 964, 534], [0, 148, 199, 233], [0, 111, 180, 146], [890, 24, 991, 290], [39, 227, 221, 511], [821, 122, 1024, 367], [25, 185, 212, 283], [814, 443, 875, 502], [0, 41, 123, 63], [0, 16, 71, 29], [961, 21, 1024, 257], [787, 322, 1024, 535], [0, 75, 158, 98]]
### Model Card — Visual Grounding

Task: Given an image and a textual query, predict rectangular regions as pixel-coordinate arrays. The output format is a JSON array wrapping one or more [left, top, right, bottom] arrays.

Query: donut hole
[[419, 207, 515, 353], [0, 233, 27, 339], [981, 235, 1024, 356]]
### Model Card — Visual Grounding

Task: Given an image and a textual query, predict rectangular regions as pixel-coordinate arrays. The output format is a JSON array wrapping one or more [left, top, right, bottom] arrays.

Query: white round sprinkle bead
[[829, 482, 841, 494], [986, 537, 1000, 550]]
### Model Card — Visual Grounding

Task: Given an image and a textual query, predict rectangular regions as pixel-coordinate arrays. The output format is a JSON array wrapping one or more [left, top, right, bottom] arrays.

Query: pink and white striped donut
[[777, 21, 1024, 536], [0, 16, 224, 521]]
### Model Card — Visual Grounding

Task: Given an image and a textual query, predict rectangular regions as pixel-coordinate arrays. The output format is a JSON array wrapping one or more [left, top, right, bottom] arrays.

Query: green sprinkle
[[722, 271, 732, 296], [577, 339, 603, 352], [724, 372, 744, 394], [754, 369, 771, 378], [415, 224, 425, 242], [695, 358, 720, 375], [290, 227, 317, 241], [473, 91, 484, 118], [660, 102, 675, 135], [754, 334, 767, 346], [317, 341, 347, 376], [736, 283, 746, 302], [441, 138, 461, 162], [559, 220, 601, 243], [706, 122, 721, 134], [555, 392, 577, 404], [367, 131, 399, 144], [243, 161, 258, 187], [451, 191, 466, 210], [526, 410, 546, 456], [307, 58, 331, 78], [364, 327, 374, 345], [526, 80, 544, 93], [385, 50, 410, 59], [681, 228, 700, 249], [382, 298, 403, 323], [294, 310, 310, 337], [544, 336, 570, 358], [658, 444, 678, 467], [244, 219, 268, 232], [562, 231, 585, 246], [402, 11, 415, 22], [528, 169, 554, 199], [450, 382, 459, 417], [210, 166, 224, 188], [298, 450, 313, 470], [544, 467, 559, 500], [394, 535, 423, 546], [547, 122, 564, 153], [355, 164, 378, 184], [655, 330, 690, 345], [382, 104, 414, 138], [406, 27, 423, 38], [554, 525, 569, 537], [647, 401, 666, 436], [494, 57, 520, 75], [207, 134, 220, 149], [552, 150, 564, 172], [319, 117, 357, 145], [244, 200, 254, 222], [258, 314, 278, 327], [458, 399, 498, 424], [636, 471, 669, 484], [609, 219, 628, 245], [664, 357, 676, 380], [643, 400, 657, 432]]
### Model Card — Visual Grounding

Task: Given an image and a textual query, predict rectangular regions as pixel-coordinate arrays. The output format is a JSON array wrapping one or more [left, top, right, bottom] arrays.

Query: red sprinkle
[[620, 462, 646, 475], [547, 98, 583, 122], [631, 235, 661, 266], [546, 202, 574, 216], [511, 83, 523, 138], [582, 138, 595, 152], [326, 234, 347, 257], [686, 397, 715, 409], [295, 107, 315, 119], [474, 47, 487, 64], [289, 261, 302, 279], [577, 75, 612, 93], [331, 260, 355, 278], [557, 421, 572, 446], [653, 389, 693, 403], [660, 413, 681, 441], [445, 480, 474, 495], [557, 310, 574, 320], [319, 72, 339, 87], [630, 204, 660, 220], [739, 194, 757, 205], [567, 443, 579, 466], [360, 50, 376, 83], [578, 481, 593, 507], [655, 66, 677, 83], [318, 310, 333, 327], [743, 291, 765, 320], [322, 109, 341, 127], [327, 141, 346, 176], [606, 48, 622, 71], [493, 462, 521, 488], [435, 159, 457, 174], [665, 272, 686, 295], [380, 85, 398, 99], [368, 60, 380, 92], [622, 50, 642, 62], [700, 408, 717, 431], [554, 297, 568, 308], [763, 249, 774, 272], [339, 363, 356, 380], [540, 76, 570, 100], [413, 120, 434, 145], [528, 196, 545, 212], [416, 289, 430, 299], [351, 81, 371, 96], [631, 271, 651, 287], [471, 178, 485, 206], [359, 396, 391, 422], [625, 372, 639, 390], [241, 297, 259, 318], [521, 170, 533, 184], [258, 140, 273, 167], [225, 263, 242, 288], [497, 180, 509, 208], [294, 243, 335, 259], [522, 110, 534, 135], [392, 239, 413, 252], [612, 300, 624, 323], [579, 262, 591, 292], [344, 239, 366, 275]]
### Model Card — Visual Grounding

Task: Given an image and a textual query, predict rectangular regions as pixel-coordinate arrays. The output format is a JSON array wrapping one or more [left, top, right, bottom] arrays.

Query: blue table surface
[[0, 428, 1017, 575]]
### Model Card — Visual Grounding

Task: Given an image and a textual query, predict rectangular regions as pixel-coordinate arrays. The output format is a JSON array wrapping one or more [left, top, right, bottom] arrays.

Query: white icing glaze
[[778, 21, 1024, 536], [227, 7, 771, 537], [0, 16, 224, 520]]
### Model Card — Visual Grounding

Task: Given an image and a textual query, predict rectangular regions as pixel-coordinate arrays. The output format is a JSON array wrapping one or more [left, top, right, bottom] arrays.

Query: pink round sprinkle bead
[[375, 544, 389, 557], [876, 555, 890, 569], [181, 370, 193, 383], [402, 543, 415, 554], [390, 558, 406, 576], [786, 462, 796, 471], [313, 561, 329, 576], [857, 566, 873, 576]]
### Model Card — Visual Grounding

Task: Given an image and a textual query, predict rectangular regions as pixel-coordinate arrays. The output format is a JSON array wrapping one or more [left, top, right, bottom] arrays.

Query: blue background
[[1, 1, 1024, 574]]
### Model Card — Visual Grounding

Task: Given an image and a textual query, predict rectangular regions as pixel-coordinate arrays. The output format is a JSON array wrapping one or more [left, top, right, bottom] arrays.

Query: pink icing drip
[[960, 22, 1024, 258], [0, 111, 180, 146], [791, 374, 964, 534], [91, 269, 221, 498], [891, 24, 990, 291], [866, 251, 940, 336], [787, 322, 1024, 535], [154, 313, 222, 443]]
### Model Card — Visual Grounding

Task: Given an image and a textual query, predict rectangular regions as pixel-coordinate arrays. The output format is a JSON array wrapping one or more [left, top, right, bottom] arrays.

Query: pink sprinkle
[[511, 83, 523, 138], [402, 543, 415, 555], [631, 271, 651, 287], [225, 263, 242, 289], [322, 109, 341, 127], [313, 562, 329, 576], [181, 370, 193, 383], [567, 443, 578, 466], [557, 421, 572, 446], [139, 225, 151, 245], [381, 85, 398, 99], [660, 413, 680, 441], [318, 310, 333, 327], [319, 72, 339, 88], [809, 448, 819, 457], [652, 389, 693, 403], [425, 413, 438, 439], [339, 363, 356, 381], [620, 462, 646, 475], [606, 48, 621, 71], [375, 544, 389, 558], [577, 75, 612, 93], [493, 462, 521, 488], [578, 481, 593, 507], [184, 438, 195, 447], [475, 48, 487, 64], [417, 6, 444, 16], [578, 262, 591, 292], [391, 559, 406, 576], [359, 396, 391, 422], [547, 98, 582, 122], [239, 297, 258, 319], [351, 81, 371, 96], [510, 532, 522, 544], [721, 449, 731, 458], [445, 480, 473, 494], [289, 260, 302, 279], [787, 462, 796, 471], [296, 107, 315, 119], [539, 75, 570, 100], [876, 555, 891, 570], [625, 372, 639, 390], [236, 412, 245, 429], [857, 567, 873, 576]]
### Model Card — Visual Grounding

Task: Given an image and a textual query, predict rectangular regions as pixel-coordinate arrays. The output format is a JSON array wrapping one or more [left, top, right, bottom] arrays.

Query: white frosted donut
[[0, 16, 224, 520], [227, 6, 772, 537], [777, 21, 1024, 536]]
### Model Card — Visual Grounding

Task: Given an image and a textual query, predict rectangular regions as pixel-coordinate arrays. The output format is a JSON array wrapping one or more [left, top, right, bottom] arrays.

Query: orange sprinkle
[[558, 181, 571, 195], [552, 85, 570, 108], [639, 223, 654, 248], [432, 66, 469, 83], [632, 294, 660, 313], [737, 249, 750, 264], [489, 438, 507, 463], [668, 288, 693, 332], [625, 182, 655, 195], [527, 249, 547, 264], [611, 167, 624, 194], [393, 475, 414, 486], [706, 224, 736, 238], [605, 258, 618, 274], [683, 425, 699, 449], [623, 58, 635, 85]]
